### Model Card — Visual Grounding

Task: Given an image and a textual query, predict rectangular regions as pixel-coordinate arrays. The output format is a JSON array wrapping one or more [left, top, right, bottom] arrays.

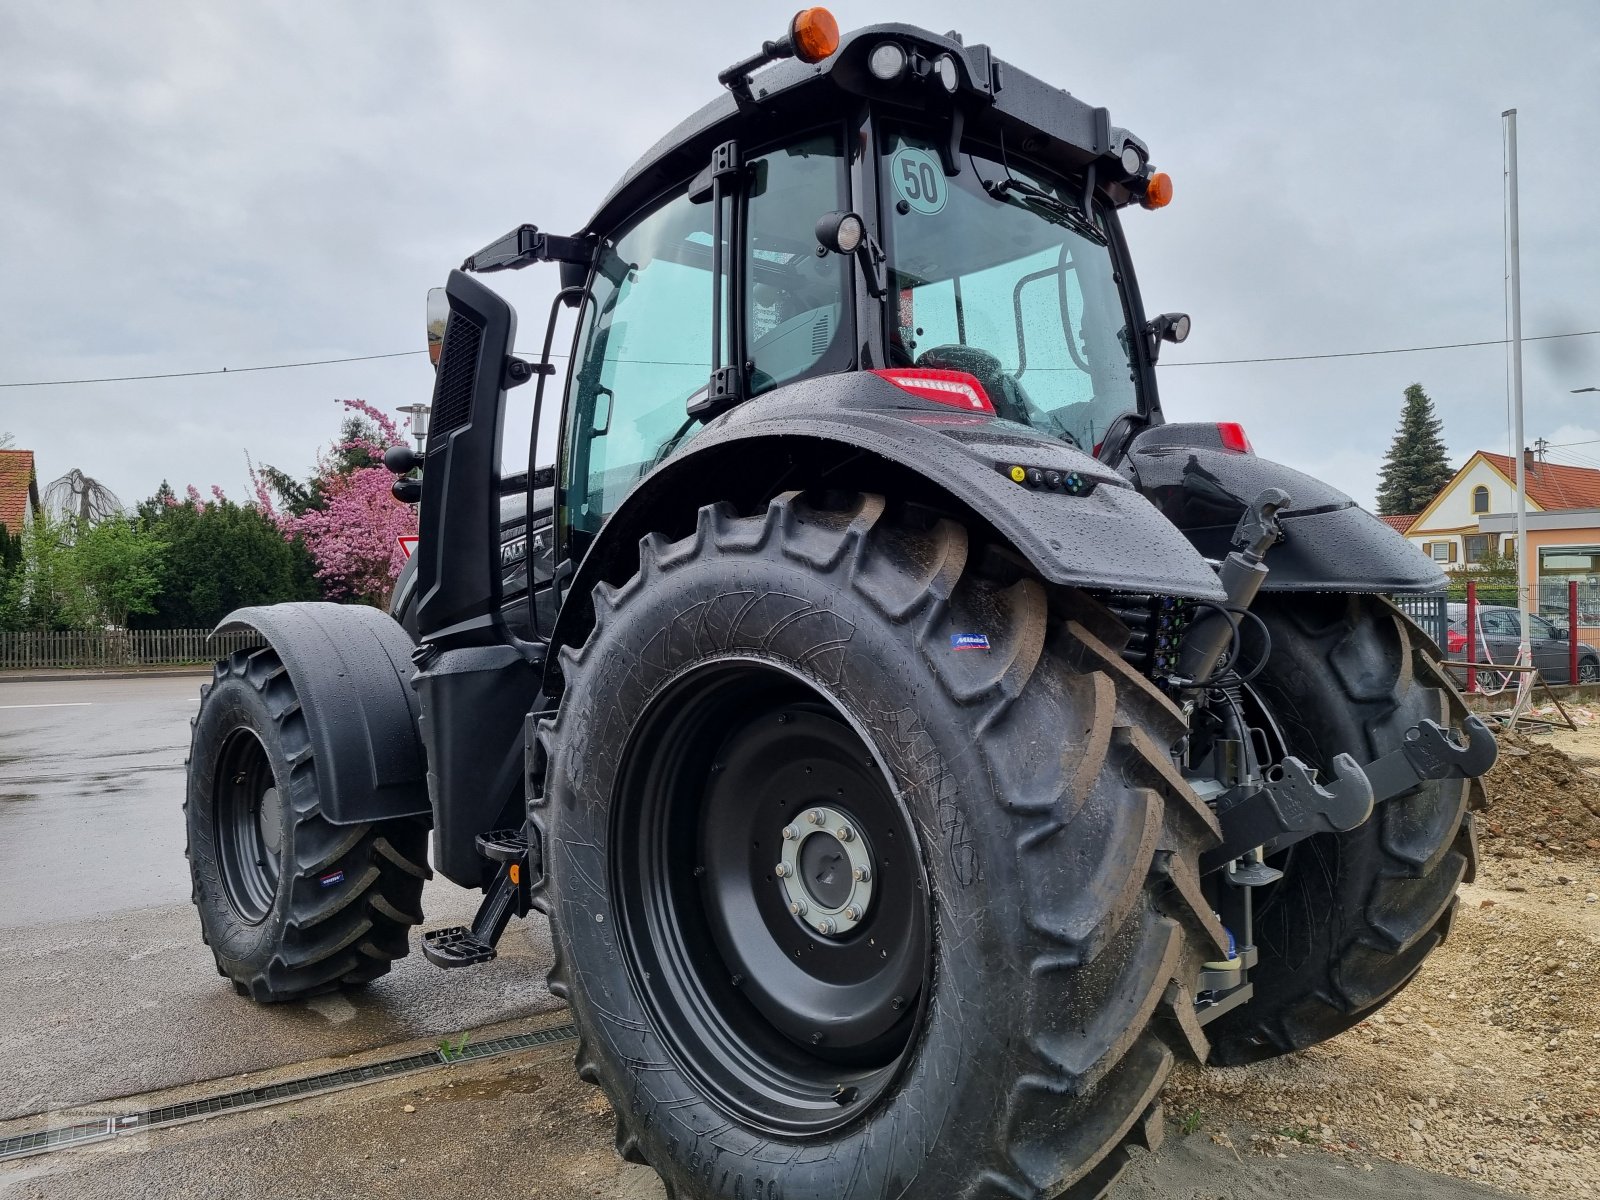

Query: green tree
[[134, 488, 319, 629], [69, 518, 164, 628], [0, 513, 78, 631], [1375, 383, 1455, 516]]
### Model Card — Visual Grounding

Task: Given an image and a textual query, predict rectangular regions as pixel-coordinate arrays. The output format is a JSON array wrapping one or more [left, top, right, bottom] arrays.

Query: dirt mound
[[1481, 729, 1600, 861]]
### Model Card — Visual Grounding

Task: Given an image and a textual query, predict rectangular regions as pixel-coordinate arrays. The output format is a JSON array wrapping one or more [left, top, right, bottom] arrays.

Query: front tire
[[537, 493, 1225, 1199], [186, 647, 431, 1002], [1206, 595, 1483, 1065]]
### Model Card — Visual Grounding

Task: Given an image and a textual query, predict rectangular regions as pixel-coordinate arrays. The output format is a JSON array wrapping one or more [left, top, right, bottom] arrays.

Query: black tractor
[[185, 13, 1495, 1198]]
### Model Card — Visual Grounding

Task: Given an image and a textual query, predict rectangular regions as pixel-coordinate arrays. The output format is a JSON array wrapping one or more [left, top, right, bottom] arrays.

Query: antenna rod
[[1504, 107, 1532, 720]]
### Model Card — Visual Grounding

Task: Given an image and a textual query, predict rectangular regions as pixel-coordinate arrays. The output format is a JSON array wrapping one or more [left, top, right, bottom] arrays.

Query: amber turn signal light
[[790, 8, 840, 63], [1141, 171, 1173, 210]]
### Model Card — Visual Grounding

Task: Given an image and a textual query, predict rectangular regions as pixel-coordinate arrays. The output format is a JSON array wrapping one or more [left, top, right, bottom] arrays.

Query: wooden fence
[[0, 628, 262, 670]]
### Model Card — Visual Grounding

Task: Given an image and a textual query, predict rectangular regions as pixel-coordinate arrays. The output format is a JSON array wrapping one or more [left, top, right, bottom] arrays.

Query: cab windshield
[[882, 129, 1140, 452]]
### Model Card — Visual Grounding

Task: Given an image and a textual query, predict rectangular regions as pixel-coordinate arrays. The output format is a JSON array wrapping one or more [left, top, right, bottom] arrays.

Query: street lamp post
[[395, 403, 430, 455]]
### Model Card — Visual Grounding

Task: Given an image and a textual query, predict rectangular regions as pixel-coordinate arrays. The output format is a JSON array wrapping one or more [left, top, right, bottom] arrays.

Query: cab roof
[[581, 21, 1154, 239]]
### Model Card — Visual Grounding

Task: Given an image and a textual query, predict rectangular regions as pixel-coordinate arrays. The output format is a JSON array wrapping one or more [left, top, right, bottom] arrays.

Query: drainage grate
[[0, 1022, 577, 1163]]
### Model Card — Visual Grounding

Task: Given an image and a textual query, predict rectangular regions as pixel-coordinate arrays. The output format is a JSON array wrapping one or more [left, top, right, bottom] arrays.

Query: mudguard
[[549, 371, 1228, 662], [214, 602, 431, 826], [1124, 425, 1445, 593]]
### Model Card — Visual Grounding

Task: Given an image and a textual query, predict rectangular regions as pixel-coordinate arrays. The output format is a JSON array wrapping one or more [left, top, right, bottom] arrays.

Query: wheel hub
[[778, 805, 874, 935]]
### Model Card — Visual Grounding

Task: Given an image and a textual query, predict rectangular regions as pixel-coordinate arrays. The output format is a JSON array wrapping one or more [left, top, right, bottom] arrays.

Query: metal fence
[[0, 628, 260, 671], [1391, 591, 1449, 648]]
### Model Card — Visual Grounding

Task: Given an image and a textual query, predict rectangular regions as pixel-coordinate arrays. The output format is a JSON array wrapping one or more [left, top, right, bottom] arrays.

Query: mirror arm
[[462, 225, 593, 273]]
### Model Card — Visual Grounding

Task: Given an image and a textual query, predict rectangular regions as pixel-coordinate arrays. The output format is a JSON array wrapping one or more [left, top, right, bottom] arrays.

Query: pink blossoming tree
[[252, 400, 417, 607]]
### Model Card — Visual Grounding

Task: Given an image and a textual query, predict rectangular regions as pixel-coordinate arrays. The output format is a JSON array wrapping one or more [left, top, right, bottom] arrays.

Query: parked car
[[1444, 602, 1600, 683]]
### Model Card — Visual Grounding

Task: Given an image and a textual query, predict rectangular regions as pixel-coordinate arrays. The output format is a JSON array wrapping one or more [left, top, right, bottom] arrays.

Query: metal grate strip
[[0, 1022, 576, 1163]]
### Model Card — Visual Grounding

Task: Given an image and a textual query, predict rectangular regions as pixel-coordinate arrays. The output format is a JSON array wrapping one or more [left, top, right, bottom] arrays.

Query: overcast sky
[[2, 1, 1597, 512]]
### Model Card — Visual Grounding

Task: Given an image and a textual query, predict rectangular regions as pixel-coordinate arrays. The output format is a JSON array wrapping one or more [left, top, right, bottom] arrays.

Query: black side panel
[[415, 269, 516, 643], [411, 643, 540, 888], [1123, 434, 1445, 593], [214, 603, 430, 825]]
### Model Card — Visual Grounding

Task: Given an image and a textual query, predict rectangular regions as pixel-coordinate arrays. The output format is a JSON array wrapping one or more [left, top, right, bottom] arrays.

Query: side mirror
[[426, 287, 448, 368], [1556, 625, 1570, 641]]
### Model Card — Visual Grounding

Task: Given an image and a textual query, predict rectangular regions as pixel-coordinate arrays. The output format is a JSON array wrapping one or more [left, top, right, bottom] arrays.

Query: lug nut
[[852, 865, 871, 882], [815, 917, 836, 935], [838, 825, 855, 842], [781, 824, 799, 840], [789, 899, 808, 916], [775, 862, 791, 878], [843, 906, 861, 921], [806, 809, 823, 825]]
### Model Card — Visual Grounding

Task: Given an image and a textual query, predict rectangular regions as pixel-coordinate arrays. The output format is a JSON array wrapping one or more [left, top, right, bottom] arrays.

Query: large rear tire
[[186, 647, 431, 1002], [536, 492, 1225, 1199], [1206, 594, 1483, 1065]]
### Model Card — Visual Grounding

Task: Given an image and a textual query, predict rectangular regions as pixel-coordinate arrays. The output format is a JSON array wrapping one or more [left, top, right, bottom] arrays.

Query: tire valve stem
[[730, 973, 743, 987], [891, 995, 904, 1010]]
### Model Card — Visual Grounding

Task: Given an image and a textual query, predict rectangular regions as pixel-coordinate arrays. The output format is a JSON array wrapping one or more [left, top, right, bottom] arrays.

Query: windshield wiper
[[983, 177, 1108, 247]]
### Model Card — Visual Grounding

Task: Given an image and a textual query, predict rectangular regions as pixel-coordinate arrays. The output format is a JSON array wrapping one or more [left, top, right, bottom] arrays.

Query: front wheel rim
[[214, 727, 282, 924], [609, 660, 930, 1137]]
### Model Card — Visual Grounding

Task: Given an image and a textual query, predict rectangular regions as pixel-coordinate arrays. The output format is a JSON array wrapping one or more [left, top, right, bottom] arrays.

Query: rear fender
[[548, 372, 1227, 667], [1124, 426, 1445, 593], [214, 602, 430, 826]]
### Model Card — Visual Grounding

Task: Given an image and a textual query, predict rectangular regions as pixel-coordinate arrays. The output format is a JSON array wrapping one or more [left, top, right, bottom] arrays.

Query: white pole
[[1505, 108, 1533, 716]]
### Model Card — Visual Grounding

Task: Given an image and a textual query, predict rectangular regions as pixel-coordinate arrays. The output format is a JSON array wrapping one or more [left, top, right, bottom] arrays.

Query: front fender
[[549, 373, 1226, 664], [1124, 429, 1445, 593], [214, 602, 430, 825]]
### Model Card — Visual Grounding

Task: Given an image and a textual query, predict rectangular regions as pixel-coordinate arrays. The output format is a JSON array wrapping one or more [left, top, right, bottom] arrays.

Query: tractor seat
[[914, 345, 1028, 424]]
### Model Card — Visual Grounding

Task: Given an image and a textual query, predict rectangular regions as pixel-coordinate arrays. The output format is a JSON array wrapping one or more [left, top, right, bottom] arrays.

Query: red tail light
[[1447, 629, 1466, 654], [871, 368, 995, 414], [1217, 422, 1253, 453]]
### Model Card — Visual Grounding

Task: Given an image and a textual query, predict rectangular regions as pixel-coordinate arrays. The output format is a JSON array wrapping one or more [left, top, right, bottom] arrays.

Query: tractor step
[[422, 823, 540, 971], [422, 925, 498, 968], [475, 828, 531, 865]]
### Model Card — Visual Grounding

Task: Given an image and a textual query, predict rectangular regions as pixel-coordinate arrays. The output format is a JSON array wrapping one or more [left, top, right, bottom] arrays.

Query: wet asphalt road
[[0, 674, 561, 1122]]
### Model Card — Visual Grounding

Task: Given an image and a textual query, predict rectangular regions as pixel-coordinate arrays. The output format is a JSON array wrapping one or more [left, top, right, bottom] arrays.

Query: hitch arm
[[1202, 715, 1497, 874]]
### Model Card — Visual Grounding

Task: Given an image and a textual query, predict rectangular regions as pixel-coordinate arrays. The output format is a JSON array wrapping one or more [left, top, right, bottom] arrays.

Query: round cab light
[[1141, 171, 1174, 210], [934, 53, 960, 93], [1119, 144, 1144, 175], [834, 213, 863, 253], [789, 7, 840, 63], [815, 210, 865, 255], [868, 40, 908, 81]]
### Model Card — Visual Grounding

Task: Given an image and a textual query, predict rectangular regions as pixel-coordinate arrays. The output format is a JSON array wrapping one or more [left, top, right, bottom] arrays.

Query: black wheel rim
[[215, 727, 282, 924], [610, 660, 930, 1137]]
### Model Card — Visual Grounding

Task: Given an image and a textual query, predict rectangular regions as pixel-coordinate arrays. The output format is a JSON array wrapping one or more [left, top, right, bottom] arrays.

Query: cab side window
[[564, 193, 715, 545]]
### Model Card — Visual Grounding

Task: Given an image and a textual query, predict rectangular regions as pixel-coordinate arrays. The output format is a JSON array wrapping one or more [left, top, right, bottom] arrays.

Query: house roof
[[0, 450, 39, 534], [1479, 452, 1600, 510], [1379, 513, 1418, 534]]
